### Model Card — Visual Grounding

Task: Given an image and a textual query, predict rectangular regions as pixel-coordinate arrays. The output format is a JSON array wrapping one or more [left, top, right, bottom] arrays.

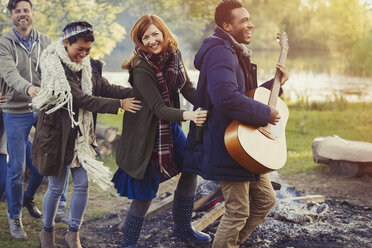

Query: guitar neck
[[268, 46, 288, 108]]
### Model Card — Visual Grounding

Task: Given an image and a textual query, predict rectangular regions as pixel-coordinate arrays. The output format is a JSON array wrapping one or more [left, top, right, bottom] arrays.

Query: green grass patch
[[0, 188, 67, 248], [97, 154, 118, 172], [84, 209, 109, 220], [281, 100, 372, 174], [97, 113, 123, 132]]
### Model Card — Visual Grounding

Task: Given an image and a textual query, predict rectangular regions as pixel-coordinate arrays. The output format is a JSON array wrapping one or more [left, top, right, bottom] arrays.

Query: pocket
[[38, 112, 61, 152], [8, 89, 30, 103], [32, 110, 62, 175]]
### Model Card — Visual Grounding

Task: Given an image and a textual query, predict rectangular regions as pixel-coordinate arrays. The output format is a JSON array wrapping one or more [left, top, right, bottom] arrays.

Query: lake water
[[103, 69, 372, 103]]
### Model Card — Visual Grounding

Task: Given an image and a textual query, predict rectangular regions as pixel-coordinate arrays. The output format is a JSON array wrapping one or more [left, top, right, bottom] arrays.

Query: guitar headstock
[[276, 32, 289, 51]]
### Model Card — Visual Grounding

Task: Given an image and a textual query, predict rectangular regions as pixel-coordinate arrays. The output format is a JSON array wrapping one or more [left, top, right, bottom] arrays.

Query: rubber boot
[[120, 213, 144, 248], [172, 192, 212, 244]]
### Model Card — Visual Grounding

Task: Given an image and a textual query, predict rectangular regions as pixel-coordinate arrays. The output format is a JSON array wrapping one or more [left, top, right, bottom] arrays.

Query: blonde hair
[[122, 15, 178, 70]]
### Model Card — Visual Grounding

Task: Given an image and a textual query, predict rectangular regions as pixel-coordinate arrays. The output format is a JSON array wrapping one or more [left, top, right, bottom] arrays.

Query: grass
[[0, 184, 67, 247], [96, 99, 372, 176], [97, 112, 124, 133], [282, 99, 372, 174], [1, 99, 371, 247]]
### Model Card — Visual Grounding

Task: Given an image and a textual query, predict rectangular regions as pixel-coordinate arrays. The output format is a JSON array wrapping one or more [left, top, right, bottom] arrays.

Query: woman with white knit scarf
[[33, 21, 141, 248]]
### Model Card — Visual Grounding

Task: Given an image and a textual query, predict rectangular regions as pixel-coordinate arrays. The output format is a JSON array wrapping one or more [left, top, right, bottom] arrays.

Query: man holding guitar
[[183, 0, 289, 247]]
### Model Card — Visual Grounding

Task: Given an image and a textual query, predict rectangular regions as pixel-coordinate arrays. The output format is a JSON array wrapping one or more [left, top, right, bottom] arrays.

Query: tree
[[0, 0, 126, 59]]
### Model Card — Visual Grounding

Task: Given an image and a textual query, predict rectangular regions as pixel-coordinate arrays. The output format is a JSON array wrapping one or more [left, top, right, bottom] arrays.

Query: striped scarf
[[136, 47, 186, 178]]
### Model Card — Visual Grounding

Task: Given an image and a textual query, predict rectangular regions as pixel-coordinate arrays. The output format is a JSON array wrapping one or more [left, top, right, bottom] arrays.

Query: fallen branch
[[145, 177, 204, 220], [280, 194, 325, 203], [192, 203, 225, 231], [145, 195, 174, 220]]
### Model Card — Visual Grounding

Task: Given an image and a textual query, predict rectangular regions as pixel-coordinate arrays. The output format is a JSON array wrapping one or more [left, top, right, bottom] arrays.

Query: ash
[[126, 199, 371, 248], [74, 173, 372, 248]]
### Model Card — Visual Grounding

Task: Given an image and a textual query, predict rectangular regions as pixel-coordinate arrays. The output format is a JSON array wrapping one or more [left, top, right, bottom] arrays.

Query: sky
[[361, 0, 372, 7]]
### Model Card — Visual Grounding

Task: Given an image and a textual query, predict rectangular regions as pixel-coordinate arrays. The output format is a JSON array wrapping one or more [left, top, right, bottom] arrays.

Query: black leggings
[[128, 172, 197, 217]]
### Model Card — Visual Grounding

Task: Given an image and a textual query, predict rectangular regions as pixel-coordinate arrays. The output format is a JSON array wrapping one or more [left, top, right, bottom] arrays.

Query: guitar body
[[224, 87, 289, 174]]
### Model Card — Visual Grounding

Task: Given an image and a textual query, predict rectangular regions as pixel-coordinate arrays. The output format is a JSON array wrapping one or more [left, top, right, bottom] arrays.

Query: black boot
[[23, 194, 42, 218], [172, 192, 212, 244], [121, 213, 144, 248]]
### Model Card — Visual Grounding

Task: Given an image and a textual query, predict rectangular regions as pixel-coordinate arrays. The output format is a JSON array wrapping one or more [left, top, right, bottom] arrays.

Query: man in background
[[0, 0, 51, 239]]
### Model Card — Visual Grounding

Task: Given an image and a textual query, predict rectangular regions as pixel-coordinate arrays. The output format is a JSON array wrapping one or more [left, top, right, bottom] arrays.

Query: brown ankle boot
[[39, 229, 56, 248], [64, 231, 82, 248]]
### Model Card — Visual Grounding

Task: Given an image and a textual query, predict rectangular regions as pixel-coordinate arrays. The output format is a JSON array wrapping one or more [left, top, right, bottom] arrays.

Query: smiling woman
[[30, 20, 141, 248], [113, 14, 211, 247], [141, 24, 164, 54], [62, 22, 94, 63]]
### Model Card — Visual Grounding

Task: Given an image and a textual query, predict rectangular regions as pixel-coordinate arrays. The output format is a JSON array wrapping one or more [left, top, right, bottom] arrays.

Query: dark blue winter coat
[[183, 28, 274, 181]]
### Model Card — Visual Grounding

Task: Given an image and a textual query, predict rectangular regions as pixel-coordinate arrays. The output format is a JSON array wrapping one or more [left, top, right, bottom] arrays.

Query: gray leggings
[[43, 166, 89, 230], [129, 172, 197, 217]]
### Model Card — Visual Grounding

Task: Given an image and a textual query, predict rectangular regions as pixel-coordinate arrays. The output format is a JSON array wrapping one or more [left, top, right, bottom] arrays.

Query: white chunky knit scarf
[[32, 39, 112, 190]]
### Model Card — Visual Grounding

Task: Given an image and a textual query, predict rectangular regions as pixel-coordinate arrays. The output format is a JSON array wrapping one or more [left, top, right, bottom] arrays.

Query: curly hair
[[215, 0, 243, 28]]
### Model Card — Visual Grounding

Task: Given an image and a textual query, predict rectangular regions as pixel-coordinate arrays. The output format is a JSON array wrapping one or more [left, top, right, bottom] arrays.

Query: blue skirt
[[112, 122, 186, 200]]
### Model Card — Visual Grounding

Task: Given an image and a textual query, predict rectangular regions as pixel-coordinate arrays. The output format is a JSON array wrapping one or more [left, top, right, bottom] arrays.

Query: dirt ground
[[50, 167, 372, 247], [281, 166, 372, 208]]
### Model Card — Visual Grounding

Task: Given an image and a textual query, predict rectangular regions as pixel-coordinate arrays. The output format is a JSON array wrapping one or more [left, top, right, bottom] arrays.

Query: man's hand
[[0, 92, 7, 106], [276, 64, 289, 86], [27, 85, 40, 98], [269, 105, 280, 125]]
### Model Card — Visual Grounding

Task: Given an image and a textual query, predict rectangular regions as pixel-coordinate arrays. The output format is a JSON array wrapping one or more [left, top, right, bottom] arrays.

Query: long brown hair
[[122, 15, 178, 70]]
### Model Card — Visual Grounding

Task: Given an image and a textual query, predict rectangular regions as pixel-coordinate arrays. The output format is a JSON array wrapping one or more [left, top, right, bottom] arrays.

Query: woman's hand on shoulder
[[120, 97, 142, 113], [183, 108, 208, 124]]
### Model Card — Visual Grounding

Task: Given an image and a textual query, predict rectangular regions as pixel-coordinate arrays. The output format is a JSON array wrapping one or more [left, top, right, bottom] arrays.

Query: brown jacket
[[116, 57, 195, 179], [31, 58, 132, 177]]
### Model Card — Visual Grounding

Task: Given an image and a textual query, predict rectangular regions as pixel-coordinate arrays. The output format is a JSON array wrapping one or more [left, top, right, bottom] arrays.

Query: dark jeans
[[3, 112, 43, 219], [0, 153, 7, 200]]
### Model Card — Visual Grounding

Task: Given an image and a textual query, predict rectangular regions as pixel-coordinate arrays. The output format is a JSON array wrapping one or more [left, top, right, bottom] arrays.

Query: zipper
[[29, 56, 32, 84], [17, 39, 38, 85], [29, 41, 37, 85]]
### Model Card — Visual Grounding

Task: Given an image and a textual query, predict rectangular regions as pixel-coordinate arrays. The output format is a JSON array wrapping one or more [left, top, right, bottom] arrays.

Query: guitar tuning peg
[[276, 33, 281, 43]]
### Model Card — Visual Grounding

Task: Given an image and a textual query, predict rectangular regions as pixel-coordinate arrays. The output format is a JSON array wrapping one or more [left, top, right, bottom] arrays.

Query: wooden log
[[312, 137, 330, 163], [192, 203, 225, 231], [329, 160, 360, 177], [312, 136, 372, 163], [146, 195, 174, 220], [194, 187, 222, 211], [280, 194, 325, 203], [145, 176, 204, 220], [312, 136, 372, 177], [360, 162, 372, 176]]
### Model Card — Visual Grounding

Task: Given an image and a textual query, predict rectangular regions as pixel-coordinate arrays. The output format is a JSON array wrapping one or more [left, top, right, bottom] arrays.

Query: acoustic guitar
[[224, 32, 289, 174]]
